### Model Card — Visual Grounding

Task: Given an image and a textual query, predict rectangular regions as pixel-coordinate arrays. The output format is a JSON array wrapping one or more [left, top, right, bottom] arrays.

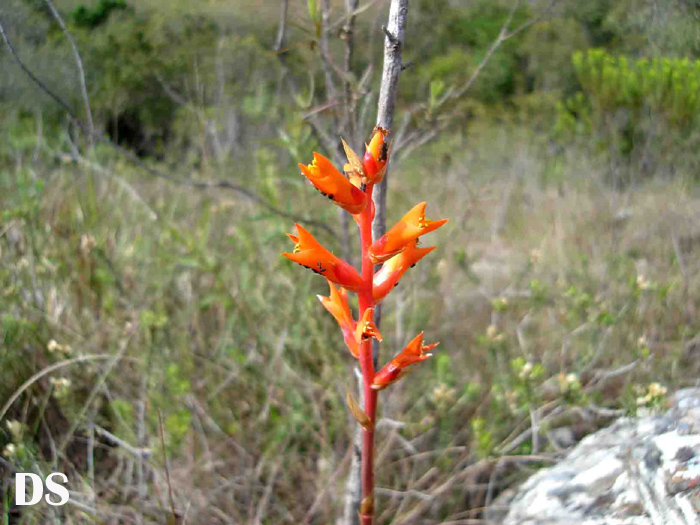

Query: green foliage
[[571, 49, 700, 126], [555, 49, 700, 183], [471, 417, 495, 458], [71, 0, 130, 29]]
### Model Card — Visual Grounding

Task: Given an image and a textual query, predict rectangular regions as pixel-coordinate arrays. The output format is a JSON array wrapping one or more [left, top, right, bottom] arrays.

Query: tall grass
[[2, 117, 699, 521]]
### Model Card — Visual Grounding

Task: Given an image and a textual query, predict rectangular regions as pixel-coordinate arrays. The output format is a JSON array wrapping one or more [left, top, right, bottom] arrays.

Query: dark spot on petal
[[411, 264, 417, 268], [379, 143, 389, 162]]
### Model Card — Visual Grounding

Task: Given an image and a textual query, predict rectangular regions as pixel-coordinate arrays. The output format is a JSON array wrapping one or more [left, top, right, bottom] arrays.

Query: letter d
[[15, 473, 43, 505]]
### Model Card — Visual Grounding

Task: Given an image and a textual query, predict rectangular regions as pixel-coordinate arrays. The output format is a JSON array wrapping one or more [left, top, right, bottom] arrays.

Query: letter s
[[45, 473, 69, 506]]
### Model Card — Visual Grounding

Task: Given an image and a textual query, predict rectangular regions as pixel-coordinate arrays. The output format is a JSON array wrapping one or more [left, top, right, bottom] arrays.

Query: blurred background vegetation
[[2, 0, 700, 522]]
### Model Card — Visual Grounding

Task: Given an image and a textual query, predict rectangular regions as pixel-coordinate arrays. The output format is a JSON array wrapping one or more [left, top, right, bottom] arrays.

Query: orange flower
[[372, 332, 438, 390], [283, 224, 364, 291], [369, 202, 448, 264], [318, 281, 360, 357], [372, 240, 436, 303], [363, 127, 390, 183], [299, 152, 367, 214], [355, 307, 383, 345], [317, 286, 382, 358]]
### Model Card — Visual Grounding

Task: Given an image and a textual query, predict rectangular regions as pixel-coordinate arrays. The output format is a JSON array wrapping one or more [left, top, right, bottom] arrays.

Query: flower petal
[[283, 224, 364, 290], [372, 332, 438, 390], [373, 241, 436, 303], [369, 202, 448, 264], [299, 152, 367, 214]]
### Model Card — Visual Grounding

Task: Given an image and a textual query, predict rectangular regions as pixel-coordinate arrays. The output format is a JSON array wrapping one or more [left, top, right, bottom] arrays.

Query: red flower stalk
[[283, 127, 446, 524], [369, 201, 448, 264]]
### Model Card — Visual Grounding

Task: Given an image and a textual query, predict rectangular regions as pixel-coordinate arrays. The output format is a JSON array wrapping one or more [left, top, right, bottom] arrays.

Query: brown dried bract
[[346, 390, 373, 431]]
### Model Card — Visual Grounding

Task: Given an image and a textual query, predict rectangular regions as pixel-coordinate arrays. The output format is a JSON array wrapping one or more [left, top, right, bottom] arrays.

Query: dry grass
[[2, 122, 700, 523]]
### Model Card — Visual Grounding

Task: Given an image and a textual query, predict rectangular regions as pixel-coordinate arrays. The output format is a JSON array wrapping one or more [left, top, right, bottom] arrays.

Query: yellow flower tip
[[363, 127, 390, 183], [355, 307, 383, 343], [368, 127, 389, 160]]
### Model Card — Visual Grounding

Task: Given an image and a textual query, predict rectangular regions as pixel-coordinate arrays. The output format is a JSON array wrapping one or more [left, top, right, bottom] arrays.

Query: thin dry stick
[[372, 0, 408, 250], [274, 0, 289, 53], [42, 0, 94, 144], [370, 0, 408, 360], [0, 355, 138, 424], [343, 0, 360, 143], [158, 410, 178, 524], [320, 0, 339, 105], [59, 337, 134, 455]]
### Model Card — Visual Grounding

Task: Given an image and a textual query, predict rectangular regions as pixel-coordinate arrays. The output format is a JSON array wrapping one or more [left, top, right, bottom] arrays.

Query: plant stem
[[357, 185, 377, 524]]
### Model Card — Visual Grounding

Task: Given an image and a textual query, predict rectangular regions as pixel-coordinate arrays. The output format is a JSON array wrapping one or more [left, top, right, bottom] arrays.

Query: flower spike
[[283, 224, 364, 291], [355, 307, 383, 344], [363, 127, 390, 184], [299, 152, 367, 214], [372, 332, 438, 390], [373, 240, 436, 303], [369, 202, 448, 264], [318, 281, 360, 357]]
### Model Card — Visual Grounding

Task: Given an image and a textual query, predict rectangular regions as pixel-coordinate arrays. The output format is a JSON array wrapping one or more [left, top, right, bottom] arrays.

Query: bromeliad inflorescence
[[282, 127, 448, 524]]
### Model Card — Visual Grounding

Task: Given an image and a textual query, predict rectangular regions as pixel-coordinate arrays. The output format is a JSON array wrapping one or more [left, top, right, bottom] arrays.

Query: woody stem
[[357, 185, 377, 524]]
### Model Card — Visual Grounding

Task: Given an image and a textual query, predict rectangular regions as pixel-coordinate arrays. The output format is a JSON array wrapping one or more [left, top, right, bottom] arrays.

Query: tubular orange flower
[[355, 307, 383, 344], [363, 127, 390, 183], [299, 152, 367, 214], [372, 332, 438, 390], [283, 224, 364, 291], [318, 281, 360, 358], [372, 240, 436, 303], [369, 202, 448, 264]]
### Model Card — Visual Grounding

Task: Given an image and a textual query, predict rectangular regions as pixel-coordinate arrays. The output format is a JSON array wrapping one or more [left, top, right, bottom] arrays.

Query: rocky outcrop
[[492, 388, 700, 524]]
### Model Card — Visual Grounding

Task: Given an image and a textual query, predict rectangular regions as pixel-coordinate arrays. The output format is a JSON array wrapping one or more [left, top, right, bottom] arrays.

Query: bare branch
[[372, 0, 408, 244], [319, 0, 338, 103], [274, 0, 289, 53], [42, 0, 95, 145], [372, 0, 409, 367], [343, 0, 360, 142], [442, 0, 559, 103]]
